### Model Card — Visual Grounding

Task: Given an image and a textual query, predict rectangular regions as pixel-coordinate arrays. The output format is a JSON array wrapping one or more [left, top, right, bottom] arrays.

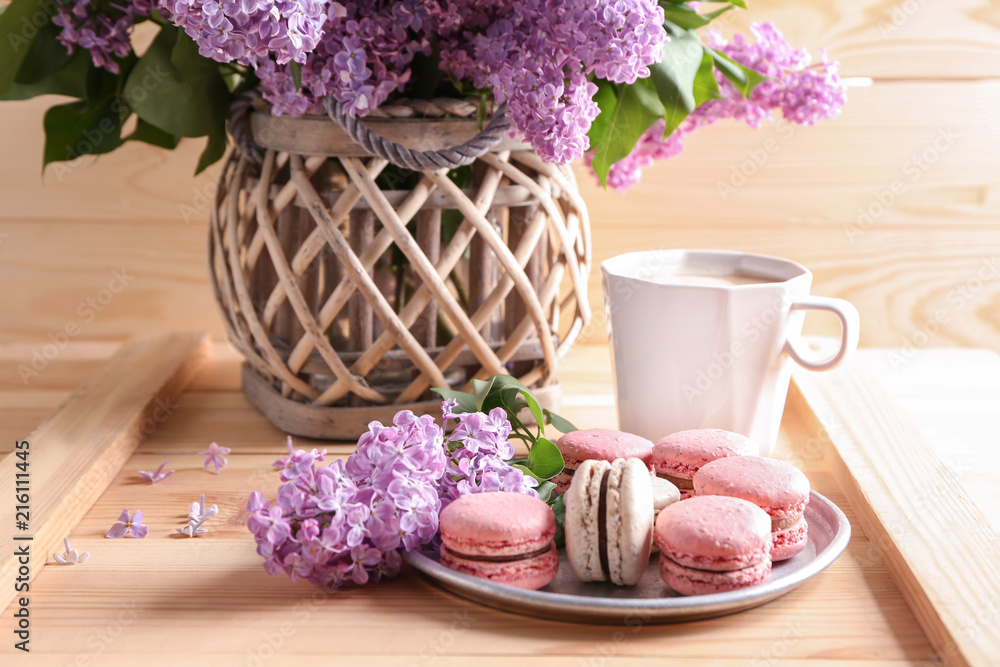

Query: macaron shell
[[564, 459, 608, 582], [650, 476, 680, 554], [651, 476, 681, 512], [553, 470, 573, 495], [440, 543, 559, 590], [439, 492, 555, 558], [655, 495, 772, 572], [651, 429, 759, 479], [557, 429, 654, 467], [693, 456, 810, 522], [771, 518, 809, 561], [660, 554, 771, 596], [606, 458, 654, 586]]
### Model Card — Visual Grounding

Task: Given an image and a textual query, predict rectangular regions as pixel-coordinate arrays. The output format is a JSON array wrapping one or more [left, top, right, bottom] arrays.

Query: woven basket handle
[[324, 96, 510, 171]]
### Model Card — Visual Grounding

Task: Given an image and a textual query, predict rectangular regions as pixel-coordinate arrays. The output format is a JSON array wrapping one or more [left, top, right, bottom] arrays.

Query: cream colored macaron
[[650, 476, 681, 553], [564, 457, 653, 586]]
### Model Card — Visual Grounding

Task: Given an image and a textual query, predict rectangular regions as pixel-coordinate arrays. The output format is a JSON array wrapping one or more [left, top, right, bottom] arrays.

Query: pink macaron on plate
[[404, 490, 850, 624]]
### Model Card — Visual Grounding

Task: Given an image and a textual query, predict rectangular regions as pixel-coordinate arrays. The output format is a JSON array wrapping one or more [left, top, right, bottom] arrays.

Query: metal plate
[[405, 491, 851, 624]]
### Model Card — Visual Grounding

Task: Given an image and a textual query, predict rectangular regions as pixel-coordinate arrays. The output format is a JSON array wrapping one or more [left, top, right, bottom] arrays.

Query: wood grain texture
[[4, 80, 1000, 353], [0, 332, 211, 613], [792, 360, 1000, 667], [0, 344, 938, 664]]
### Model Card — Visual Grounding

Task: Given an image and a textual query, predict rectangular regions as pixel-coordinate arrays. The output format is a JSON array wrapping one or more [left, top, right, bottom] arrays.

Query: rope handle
[[227, 89, 510, 170], [323, 97, 510, 171]]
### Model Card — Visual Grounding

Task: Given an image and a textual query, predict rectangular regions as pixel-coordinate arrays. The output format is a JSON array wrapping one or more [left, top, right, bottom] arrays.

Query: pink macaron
[[693, 455, 811, 561], [654, 495, 773, 596], [651, 429, 758, 498], [554, 429, 654, 495], [438, 492, 558, 590]]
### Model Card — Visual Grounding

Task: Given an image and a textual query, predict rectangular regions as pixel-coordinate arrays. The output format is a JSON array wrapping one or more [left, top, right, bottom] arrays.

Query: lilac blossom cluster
[[247, 412, 445, 587], [437, 0, 668, 163], [595, 22, 848, 192], [233, 0, 667, 164], [259, 1, 438, 117], [158, 0, 328, 67], [438, 400, 539, 509], [52, 0, 154, 73], [247, 399, 540, 587]]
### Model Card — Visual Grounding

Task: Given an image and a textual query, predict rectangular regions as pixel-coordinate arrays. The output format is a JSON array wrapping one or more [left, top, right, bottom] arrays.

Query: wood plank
[[0, 333, 211, 613], [854, 349, 1000, 536], [0, 343, 936, 663], [791, 365, 1000, 667], [2, 437, 934, 663], [4, 82, 1000, 353], [721, 0, 1000, 79]]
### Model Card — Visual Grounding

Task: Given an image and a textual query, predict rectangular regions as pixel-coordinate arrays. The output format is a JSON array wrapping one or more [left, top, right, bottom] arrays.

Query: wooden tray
[[2, 335, 998, 665]]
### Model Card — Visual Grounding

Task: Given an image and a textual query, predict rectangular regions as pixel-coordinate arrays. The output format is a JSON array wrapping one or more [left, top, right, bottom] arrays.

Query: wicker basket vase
[[209, 95, 592, 439]]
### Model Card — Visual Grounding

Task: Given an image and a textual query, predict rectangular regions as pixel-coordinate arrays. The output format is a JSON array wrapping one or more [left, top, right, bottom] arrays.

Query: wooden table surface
[[5, 340, 997, 666]]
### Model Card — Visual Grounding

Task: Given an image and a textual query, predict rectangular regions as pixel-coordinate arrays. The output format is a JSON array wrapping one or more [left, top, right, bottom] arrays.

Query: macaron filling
[[443, 543, 556, 563], [655, 471, 694, 490], [597, 467, 611, 579], [771, 511, 804, 532]]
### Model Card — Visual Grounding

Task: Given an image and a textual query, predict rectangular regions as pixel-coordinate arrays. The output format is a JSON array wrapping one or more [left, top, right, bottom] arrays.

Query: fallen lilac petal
[[106, 523, 128, 539]]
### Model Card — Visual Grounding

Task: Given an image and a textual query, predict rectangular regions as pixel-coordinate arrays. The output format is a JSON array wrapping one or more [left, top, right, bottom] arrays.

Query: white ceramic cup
[[601, 249, 859, 454]]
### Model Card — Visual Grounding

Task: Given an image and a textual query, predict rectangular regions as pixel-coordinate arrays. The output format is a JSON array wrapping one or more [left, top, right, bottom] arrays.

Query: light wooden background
[[2, 0, 1000, 360]]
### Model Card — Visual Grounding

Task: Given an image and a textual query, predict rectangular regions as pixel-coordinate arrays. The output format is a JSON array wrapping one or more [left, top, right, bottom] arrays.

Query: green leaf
[[692, 51, 723, 106], [543, 409, 578, 434], [587, 78, 665, 188], [519, 389, 545, 437], [661, 6, 711, 30], [550, 494, 566, 548], [3, 47, 90, 100], [195, 128, 227, 173], [431, 387, 478, 414], [128, 119, 180, 150], [289, 61, 302, 90], [649, 29, 703, 139], [124, 25, 230, 137], [42, 94, 121, 166], [535, 480, 555, 503], [471, 377, 496, 412], [0, 0, 47, 97], [707, 47, 766, 98], [527, 436, 564, 480], [512, 463, 541, 482]]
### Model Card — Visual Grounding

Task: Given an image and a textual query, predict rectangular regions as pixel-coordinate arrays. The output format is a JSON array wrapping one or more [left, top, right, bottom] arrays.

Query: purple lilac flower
[[437, 0, 667, 164], [137, 460, 174, 484], [248, 413, 445, 588], [594, 22, 847, 192], [201, 442, 231, 474], [438, 400, 538, 510], [52, 0, 155, 73], [106, 508, 148, 539], [158, 0, 327, 67]]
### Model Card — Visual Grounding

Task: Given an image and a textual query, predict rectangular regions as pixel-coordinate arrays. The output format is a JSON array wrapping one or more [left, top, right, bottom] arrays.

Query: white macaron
[[564, 457, 653, 586]]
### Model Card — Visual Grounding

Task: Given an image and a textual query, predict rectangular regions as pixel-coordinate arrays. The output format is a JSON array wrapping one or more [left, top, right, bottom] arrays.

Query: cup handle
[[783, 296, 860, 371]]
